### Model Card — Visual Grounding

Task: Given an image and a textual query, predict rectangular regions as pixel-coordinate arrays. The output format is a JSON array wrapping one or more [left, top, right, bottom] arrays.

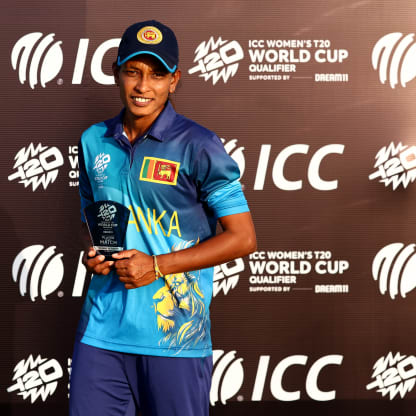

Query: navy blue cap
[[117, 20, 179, 73]]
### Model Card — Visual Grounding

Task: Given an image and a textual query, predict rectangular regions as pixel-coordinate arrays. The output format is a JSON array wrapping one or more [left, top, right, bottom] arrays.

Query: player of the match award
[[84, 200, 130, 260]]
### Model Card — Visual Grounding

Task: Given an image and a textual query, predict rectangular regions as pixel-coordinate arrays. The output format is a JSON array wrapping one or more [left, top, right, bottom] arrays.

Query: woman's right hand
[[82, 247, 114, 275]]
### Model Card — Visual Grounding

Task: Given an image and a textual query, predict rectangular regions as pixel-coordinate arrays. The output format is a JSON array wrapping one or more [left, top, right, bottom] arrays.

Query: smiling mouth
[[133, 97, 152, 103]]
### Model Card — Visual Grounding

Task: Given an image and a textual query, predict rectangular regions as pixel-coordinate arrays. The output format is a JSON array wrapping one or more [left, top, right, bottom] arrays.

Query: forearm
[[156, 212, 256, 275]]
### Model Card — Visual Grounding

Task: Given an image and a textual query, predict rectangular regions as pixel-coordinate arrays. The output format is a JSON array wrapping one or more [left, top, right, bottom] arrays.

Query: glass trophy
[[84, 200, 130, 260]]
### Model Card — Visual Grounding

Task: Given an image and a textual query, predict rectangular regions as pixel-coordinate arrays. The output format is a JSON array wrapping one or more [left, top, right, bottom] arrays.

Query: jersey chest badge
[[140, 157, 180, 185]]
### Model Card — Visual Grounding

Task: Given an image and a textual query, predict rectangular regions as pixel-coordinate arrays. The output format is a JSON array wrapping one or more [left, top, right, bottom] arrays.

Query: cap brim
[[117, 51, 177, 73]]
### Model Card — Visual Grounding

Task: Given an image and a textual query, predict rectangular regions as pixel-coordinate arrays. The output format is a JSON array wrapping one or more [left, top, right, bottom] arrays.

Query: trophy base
[[93, 246, 124, 261]]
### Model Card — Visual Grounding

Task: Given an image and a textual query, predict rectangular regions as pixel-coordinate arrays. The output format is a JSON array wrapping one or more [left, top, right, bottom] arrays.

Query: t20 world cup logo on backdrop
[[8, 143, 64, 191], [11, 33, 63, 89], [188, 37, 244, 85], [7, 354, 63, 403], [213, 258, 245, 297], [369, 142, 416, 190], [366, 352, 416, 399], [372, 33, 416, 89]]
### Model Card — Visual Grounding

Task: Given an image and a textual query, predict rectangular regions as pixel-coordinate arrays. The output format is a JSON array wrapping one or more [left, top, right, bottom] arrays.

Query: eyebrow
[[124, 64, 140, 70]]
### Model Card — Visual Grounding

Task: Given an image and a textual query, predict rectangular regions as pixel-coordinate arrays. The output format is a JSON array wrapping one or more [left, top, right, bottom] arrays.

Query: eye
[[124, 70, 138, 76], [152, 72, 166, 78]]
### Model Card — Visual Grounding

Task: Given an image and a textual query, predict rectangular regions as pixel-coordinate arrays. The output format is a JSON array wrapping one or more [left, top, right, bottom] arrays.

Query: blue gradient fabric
[[77, 101, 249, 357]]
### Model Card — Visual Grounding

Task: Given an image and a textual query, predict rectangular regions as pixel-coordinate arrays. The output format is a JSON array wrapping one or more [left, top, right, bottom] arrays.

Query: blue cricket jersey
[[77, 101, 249, 357]]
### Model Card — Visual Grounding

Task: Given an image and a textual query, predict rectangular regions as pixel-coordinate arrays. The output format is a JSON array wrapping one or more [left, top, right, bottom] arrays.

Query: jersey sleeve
[[193, 134, 249, 218], [78, 139, 93, 222]]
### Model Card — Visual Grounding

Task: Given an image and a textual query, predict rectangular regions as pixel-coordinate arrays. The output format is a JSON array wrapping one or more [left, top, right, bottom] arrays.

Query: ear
[[169, 69, 181, 93], [112, 61, 120, 86]]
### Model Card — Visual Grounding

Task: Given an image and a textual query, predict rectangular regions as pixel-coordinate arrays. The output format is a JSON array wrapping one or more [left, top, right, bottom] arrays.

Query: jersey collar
[[104, 100, 177, 143]]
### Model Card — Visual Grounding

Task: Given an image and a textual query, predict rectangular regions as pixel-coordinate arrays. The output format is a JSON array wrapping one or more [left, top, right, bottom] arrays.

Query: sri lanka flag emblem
[[140, 157, 180, 185]]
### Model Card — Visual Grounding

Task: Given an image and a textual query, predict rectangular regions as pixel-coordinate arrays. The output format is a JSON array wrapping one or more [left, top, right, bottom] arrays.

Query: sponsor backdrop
[[2, 0, 416, 414]]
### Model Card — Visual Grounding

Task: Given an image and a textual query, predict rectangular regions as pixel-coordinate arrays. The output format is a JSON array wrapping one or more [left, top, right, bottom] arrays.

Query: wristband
[[153, 255, 163, 280]]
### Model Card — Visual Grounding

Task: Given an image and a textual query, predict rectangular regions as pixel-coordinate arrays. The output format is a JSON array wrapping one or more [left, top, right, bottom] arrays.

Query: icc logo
[[209, 351, 343, 405], [210, 350, 244, 406], [12, 245, 64, 301], [11, 33, 63, 89], [11, 32, 120, 88], [372, 33, 416, 89], [372, 243, 416, 299]]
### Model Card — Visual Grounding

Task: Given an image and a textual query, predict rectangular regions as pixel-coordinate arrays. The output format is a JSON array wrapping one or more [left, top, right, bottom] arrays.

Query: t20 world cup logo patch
[[140, 157, 180, 185]]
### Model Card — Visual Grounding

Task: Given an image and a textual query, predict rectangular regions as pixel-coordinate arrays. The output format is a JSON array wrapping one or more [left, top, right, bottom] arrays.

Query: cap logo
[[137, 26, 163, 44]]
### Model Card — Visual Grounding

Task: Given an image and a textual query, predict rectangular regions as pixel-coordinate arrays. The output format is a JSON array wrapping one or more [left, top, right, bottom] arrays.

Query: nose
[[134, 74, 151, 93]]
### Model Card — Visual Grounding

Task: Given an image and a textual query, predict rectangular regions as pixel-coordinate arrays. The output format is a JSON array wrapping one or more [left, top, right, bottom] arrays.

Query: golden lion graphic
[[157, 164, 173, 181], [152, 240, 207, 352]]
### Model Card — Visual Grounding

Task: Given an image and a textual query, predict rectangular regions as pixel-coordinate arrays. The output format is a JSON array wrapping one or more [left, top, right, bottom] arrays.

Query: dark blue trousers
[[69, 341, 212, 416]]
